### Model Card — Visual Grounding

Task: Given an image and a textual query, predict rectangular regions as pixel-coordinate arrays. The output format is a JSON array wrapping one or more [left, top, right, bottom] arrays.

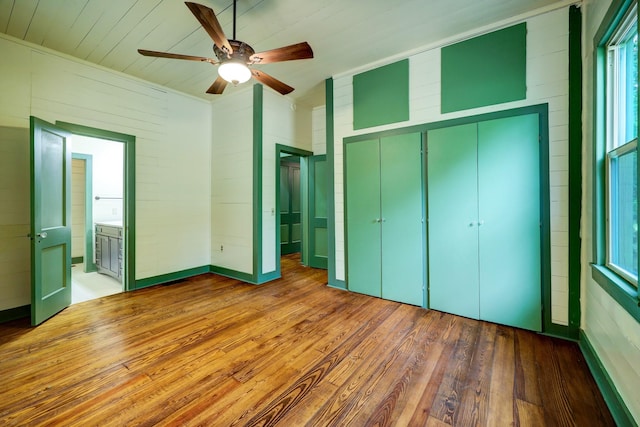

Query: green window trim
[[591, 264, 640, 322], [592, 0, 640, 322]]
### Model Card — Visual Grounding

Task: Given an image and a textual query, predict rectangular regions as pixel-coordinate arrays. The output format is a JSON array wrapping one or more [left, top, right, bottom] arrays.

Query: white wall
[[73, 136, 124, 224], [581, 0, 640, 421], [0, 126, 30, 310], [0, 34, 212, 310], [210, 88, 254, 274], [312, 106, 326, 155], [330, 7, 571, 325], [262, 90, 312, 274]]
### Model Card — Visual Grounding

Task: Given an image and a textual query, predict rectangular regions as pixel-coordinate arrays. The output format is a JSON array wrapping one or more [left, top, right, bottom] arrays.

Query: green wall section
[[326, 78, 346, 289], [441, 23, 527, 113], [567, 5, 583, 337], [353, 59, 410, 130]]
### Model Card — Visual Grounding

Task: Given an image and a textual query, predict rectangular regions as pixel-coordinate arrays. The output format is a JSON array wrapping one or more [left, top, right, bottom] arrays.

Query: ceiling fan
[[138, 1, 314, 95]]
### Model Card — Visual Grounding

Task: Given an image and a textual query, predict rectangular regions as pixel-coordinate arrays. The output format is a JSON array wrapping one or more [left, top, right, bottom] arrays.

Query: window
[[605, 3, 638, 287], [593, 0, 640, 321]]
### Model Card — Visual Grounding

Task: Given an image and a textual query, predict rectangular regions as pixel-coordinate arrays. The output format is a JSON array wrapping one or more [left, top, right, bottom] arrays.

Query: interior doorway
[[70, 136, 124, 304], [275, 144, 313, 272], [280, 155, 301, 256]]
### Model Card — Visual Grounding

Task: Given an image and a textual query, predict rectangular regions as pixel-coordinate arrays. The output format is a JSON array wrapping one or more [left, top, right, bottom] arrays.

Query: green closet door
[[346, 139, 381, 297], [380, 133, 424, 306], [427, 123, 480, 318], [478, 114, 541, 331]]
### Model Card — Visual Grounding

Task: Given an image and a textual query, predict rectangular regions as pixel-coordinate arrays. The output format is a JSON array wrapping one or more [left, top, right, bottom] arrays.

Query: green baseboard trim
[[328, 278, 346, 290], [132, 266, 210, 290], [543, 322, 580, 341], [71, 256, 84, 264], [210, 265, 258, 284], [0, 305, 30, 323], [579, 330, 637, 427], [255, 270, 280, 285]]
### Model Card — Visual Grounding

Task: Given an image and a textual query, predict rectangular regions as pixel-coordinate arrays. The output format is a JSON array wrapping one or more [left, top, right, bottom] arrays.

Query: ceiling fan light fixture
[[218, 61, 251, 85]]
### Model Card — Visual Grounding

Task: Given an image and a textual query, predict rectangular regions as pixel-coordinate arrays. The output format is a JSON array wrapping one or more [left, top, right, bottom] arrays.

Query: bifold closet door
[[345, 139, 382, 297], [380, 133, 423, 306], [427, 123, 480, 319], [477, 114, 541, 331], [427, 114, 542, 332], [346, 133, 424, 305]]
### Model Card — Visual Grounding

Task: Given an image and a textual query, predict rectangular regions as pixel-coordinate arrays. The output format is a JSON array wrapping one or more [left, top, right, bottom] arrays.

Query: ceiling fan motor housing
[[214, 40, 255, 64]]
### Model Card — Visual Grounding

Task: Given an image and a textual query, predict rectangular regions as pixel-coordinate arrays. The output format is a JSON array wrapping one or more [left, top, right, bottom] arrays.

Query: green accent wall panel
[[353, 60, 409, 130], [345, 139, 382, 297], [380, 133, 424, 306], [477, 114, 541, 331], [427, 123, 481, 319], [441, 23, 527, 113]]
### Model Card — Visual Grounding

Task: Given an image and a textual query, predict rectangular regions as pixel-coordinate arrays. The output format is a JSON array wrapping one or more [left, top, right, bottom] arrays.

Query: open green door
[[280, 157, 301, 255], [30, 116, 72, 325], [308, 155, 328, 269]]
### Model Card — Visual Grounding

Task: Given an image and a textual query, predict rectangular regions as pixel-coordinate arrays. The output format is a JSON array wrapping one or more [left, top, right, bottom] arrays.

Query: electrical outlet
[[220, 245, 224, 252]]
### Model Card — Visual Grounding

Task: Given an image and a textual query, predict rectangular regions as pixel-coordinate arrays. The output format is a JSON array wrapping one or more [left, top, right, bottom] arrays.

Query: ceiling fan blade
[[251, 70, 294, 95], [206, 76, 228, 94], [250, 42, 314, 64], [185, 2, 233, 54], [138, 49, 218, 64]]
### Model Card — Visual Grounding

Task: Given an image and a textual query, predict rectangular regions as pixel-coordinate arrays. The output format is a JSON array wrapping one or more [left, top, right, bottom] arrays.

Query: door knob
[[37, 232, 48, 239]]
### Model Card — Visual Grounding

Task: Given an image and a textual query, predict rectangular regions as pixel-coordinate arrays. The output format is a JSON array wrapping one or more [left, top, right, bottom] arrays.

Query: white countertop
[[95, 220, 123, 227]]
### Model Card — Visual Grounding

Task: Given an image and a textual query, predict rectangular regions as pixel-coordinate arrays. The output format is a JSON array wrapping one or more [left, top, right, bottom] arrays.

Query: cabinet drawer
[[95, 225, 122, 238]]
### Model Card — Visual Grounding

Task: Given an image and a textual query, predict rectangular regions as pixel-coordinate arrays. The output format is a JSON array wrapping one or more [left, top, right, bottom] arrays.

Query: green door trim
[[56, 121, 135, 292], [71, 153, 95, 272]]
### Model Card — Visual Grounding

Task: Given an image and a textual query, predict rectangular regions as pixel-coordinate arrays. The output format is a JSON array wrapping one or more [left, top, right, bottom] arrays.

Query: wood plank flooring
[[0, 254, 614, 426]]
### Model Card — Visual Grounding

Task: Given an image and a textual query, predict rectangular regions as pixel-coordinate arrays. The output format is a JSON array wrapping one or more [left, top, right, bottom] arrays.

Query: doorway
[[275, 145, 313, 270], [30, 118, 135, 325], [280, 155, 301, 256], [70, 136, 124, 304]]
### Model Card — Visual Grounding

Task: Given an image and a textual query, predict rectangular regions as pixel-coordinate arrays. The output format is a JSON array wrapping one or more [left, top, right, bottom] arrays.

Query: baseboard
[[328, 278, 347, 290], [132, 266, 210, 290], [209, 265, 258, 284], [0, 305, 30, 323], [543, 320, 580, 341], [255, 270, 280, 285], [579, 330, 637, 427]]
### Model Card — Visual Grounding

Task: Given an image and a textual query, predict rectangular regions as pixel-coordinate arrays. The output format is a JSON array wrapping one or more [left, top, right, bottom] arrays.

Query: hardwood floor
[[0, 254, 614, 426]]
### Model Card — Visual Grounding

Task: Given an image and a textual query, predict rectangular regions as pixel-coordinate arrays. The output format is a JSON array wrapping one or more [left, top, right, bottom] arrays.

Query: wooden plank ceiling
[[0, 0, 565, 105]]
